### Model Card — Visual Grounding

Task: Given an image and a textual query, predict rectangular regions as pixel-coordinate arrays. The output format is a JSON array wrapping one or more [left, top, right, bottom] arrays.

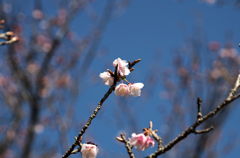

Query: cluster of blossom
[[129, 133, 155, 151], [80, 58, 152, 158], [81, 132, 155, 158], [99, 58, 144, 96]]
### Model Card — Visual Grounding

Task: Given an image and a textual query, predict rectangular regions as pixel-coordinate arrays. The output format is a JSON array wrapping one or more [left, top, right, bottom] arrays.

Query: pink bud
[[113, 58, 130, 76], [115, 83, 130, 96], [81, 143, 98, 158], [129, 83, 144, 96]]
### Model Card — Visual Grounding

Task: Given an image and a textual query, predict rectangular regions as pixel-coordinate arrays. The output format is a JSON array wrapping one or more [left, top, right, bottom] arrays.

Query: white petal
[[133, 83, 144, 88]]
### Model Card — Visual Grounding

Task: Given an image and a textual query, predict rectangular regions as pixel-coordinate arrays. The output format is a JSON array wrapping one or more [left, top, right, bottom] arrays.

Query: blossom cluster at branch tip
[[81, 142, 98, 158], [129, 133, 155, 151], [99, 58, 144, 96], [115, 83, 144, 96]]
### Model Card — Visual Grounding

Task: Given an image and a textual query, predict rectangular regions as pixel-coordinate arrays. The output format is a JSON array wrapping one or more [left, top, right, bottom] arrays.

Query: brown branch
[[35, 38, 60, 93], [148, 121, 163, 151], [0, 98, 23, 155], [35, 0, 91, 93], [226, 74, 240, 101], [4, 30, 40, 158], [193, 126, 214, 134], [62, 59, 141, 158], [20, 98, 40, 158], [197, 97, 203, 120], [146, 75, 240, 158], [80, 0, 114, 75], [19, 3, 90, 155], [62, 67, 118, 158], [120, 134, 135, 158], [128, 59, 141, 69], [7, 45, 41, 158]]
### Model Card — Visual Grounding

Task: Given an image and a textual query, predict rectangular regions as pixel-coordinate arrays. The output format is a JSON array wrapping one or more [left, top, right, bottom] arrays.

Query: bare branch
[[62, 59, 141, 158], [194, 126, 214, 134], [80, 0, 114, 75], [197, 97, 203, 120], [147, 74, 240, 158], [227, 74, 240, 101], [62, 64, 119, 158], [120, 134, 135, 158], [62, 79, 117, 158]]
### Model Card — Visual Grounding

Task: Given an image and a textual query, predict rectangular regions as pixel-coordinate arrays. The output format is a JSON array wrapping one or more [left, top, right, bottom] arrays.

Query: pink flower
[[129, 83, 144, 96], [129, 133, 155, 151], [81, 143, 98, 158], [113, 58, 130, 76], [99, 71, 114, 86], [115, 83, 130, 96], [202, 0, 216, 5], [208, 41, 220, 52]]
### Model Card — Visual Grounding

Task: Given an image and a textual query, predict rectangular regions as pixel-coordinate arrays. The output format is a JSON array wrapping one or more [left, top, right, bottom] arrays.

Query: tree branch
[[63, 59, 141, 158], [147, 74, 240, 158], [120, 134, 135, 158], [62, 67, 118, 158], [20, 97, 40, 158], [193, 126, 214, 134]]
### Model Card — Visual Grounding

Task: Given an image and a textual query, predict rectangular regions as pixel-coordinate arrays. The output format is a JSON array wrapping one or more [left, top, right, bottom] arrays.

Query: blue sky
[[6, 0, 240, 157], [71, 0, 240, 157]]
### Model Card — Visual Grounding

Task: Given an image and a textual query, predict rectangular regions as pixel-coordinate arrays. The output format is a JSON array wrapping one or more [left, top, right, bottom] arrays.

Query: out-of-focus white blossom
[[81, 143, 98, 158], [202, 0, 216, 5], [219, 48, 238, 58], [115, 83, 130, 96], [129, 83, 144, 96], [129, 133, 155, 151], [113, 58, 130, 76], [99, 71, 114, 86]]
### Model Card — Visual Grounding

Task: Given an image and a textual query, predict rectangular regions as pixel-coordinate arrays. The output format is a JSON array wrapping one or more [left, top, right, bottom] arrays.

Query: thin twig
[[148, 121, 163, 150], [227, 74, 240, 101], [194, 126, 214, 134], [63, 59, 141, 158], [197, 97, 203, 120], [62, 67, 118, 158], [147, 74, 240, 158], [151, 130, 163, 150], [120, 134, 135, 158], [80, 0, 114, 75]]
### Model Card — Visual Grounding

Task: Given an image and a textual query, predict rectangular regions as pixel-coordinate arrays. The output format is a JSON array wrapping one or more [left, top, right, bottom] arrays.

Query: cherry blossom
[[99, 71, 114, 86], [129, 133, 155, 151], [113, 58, 130, 76], [129, 83, 144, 96], [219, 48, 238, 58], [81, 143, 98, 158], [202, 0, 216, 5], [115, 83, 130, 96]]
